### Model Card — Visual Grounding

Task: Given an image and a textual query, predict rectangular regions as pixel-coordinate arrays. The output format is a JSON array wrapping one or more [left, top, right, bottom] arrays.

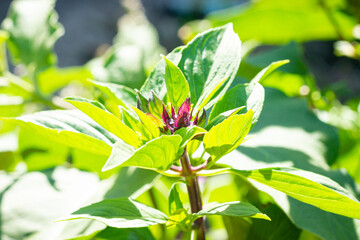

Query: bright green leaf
[[61, 198, 168, 228], [206, 106, 245, 131], [103, 135, 182, 171], [163, 55, 190, 109], [195, 201, 270, 220], [231, 167, 360, 220], [249, 60, 290, 84], [204, 110, 254, 161], [130, 106, 160, 139], [2, 110, 115, 156], [175, 126, 207, 148], [65, 97, 141, 148], [168, 183, 184, 215]]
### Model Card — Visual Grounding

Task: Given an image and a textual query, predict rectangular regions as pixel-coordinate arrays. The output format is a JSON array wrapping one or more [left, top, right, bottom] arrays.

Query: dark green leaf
[[195, 201, 270, 220], [62, 198, 168, 228]]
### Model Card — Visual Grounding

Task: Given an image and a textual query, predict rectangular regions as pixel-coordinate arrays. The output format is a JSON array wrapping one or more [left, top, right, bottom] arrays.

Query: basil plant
[[6, 24, 360, 239]]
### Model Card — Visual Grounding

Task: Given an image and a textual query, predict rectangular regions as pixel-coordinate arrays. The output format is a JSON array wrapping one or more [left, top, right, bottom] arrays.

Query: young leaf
[[175, 126, 207, 148], [65, 97, 141, 148], [195, 201, 270, 221], [163, 55, 190, 109], [2, 110, 115, 156], [230, 167, 360, 220], [60, 198, 168, 228], [130, 106, 160, 139], [119, 107, 152, 142], [203, 110, 254, 161], [178, 23, 241, 110], [102, 135, 182, 171], [140, 47, 183, 99], [2, 0, 64, 69]]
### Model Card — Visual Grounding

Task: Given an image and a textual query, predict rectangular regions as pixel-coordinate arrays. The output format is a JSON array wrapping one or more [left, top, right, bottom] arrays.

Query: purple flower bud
[[175, 97, 191, 128]]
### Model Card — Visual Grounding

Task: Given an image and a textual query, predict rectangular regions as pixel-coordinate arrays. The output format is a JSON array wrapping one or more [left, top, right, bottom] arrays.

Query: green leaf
[[103, 135, 182, 171], [0, 30, 8, 74], [231, 167, 360, 220], [204, 110, 254, 161], [216, 88, 358, 240], [95, 227, 155, 240], [193, 76, 228, 115], [206, 0, 356, 44], [206, 106, 245, 131], [130, 106, 160, 139], [178, 23, 241, 109], [61, 198, 168, 228], [210, 59, 283, 125], [249, 60, 290, 84], [2, 0, 64, 69], [2, 110, 115, 156], [195, 201, 270, 220], [168, 183, 184, 215], [91, 80, 137, 107], [65, 97, 141, 148], [209, 83, 264, 126], [57, 168, 159, 240], [247, 204, 301, 240], [175, 126, 207, 148], [119, 107, 152, 142], [163, 55, 190, 109], [140, 47, 183, 99]]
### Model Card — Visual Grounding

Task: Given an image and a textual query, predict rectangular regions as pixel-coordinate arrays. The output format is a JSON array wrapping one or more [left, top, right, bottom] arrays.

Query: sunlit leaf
[[179, 23, 241, 110], [231, 167, 360, 220], [2, 110, 115, 156], [204, 110, 254, 161], [163, 55, 190, 109], [65, 97, 141, 148], [103, 135, 182, 171]]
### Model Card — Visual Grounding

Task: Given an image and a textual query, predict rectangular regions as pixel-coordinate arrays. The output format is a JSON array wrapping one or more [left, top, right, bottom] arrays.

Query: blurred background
[[0, 0, 360, 239]]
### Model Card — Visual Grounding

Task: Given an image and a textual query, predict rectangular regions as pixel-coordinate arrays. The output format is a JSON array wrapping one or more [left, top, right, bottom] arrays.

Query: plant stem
[[180, 149, 205, 240]]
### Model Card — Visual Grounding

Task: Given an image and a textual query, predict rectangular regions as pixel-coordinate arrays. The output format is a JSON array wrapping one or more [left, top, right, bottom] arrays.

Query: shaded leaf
[[195, 201, 270, 220], [62, 198, 168, 228]]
